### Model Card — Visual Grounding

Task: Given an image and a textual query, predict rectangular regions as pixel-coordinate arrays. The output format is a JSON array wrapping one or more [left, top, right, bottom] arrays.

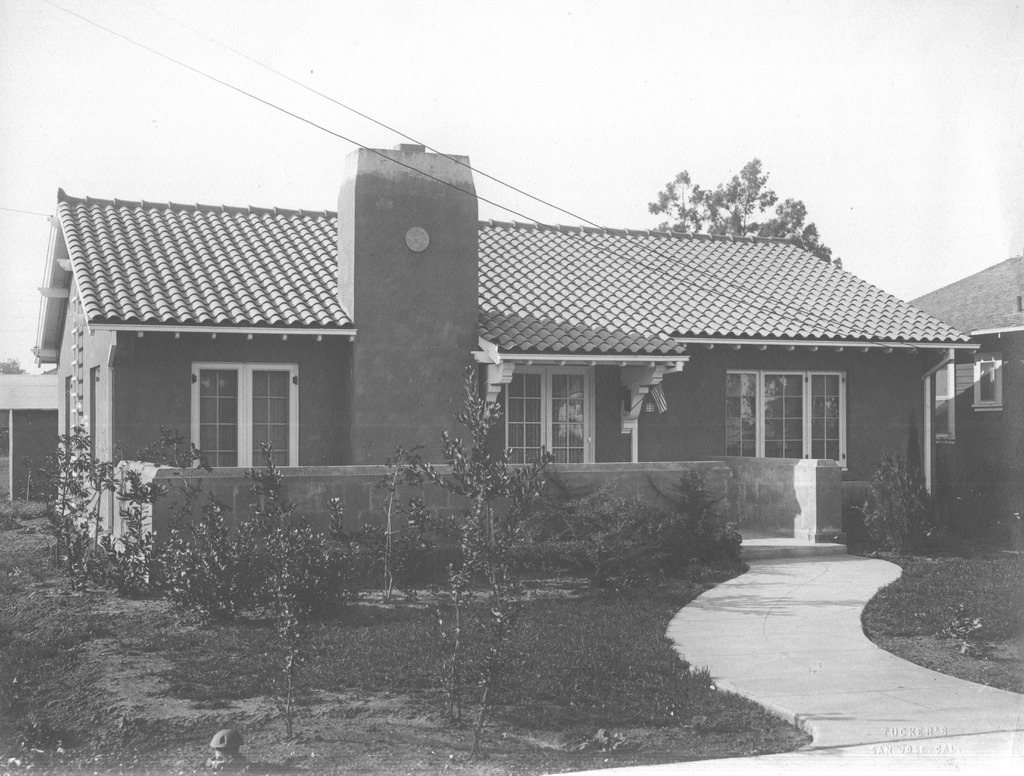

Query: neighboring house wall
[[9, 410, 56, 499], [935, 331, 1024, 521], [0, 375, 59, 500]]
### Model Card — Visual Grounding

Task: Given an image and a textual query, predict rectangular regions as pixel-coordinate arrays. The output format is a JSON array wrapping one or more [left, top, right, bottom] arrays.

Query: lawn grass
[[861, 553, 1024, 693]]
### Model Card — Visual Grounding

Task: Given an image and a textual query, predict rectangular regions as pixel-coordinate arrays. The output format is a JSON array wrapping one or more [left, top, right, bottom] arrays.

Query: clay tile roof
[[56, 189, 969, 349], [57, 189, 350, 330], [477, 222, 969, 351]]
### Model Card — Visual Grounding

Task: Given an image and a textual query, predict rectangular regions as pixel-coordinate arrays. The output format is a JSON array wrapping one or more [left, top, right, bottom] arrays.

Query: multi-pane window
[[726, 370, 846, 465], [725, 373, 757, 457], [506, 367, 592, 464], [763, 373, 804, 459], [198, 369, 240, 466], [973, 353, 1002, 410], [192, 363, 298, 467], [810, 374, 842, 459], [934, 363, 955, 438], [507, 373, 542, 462], [251, 369, 291, 464]]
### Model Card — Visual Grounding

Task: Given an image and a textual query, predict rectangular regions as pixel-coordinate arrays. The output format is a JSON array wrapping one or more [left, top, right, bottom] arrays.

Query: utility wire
[[43, 0, 938, 346], [133, 0, 604, 230], [42, 0, 543, 226], [122, 1, 913, 344], [0, 205, 52, 218]]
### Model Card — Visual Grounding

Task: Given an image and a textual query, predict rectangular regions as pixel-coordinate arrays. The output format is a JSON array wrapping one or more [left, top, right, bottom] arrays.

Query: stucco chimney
[[338, 145, 479, 463]]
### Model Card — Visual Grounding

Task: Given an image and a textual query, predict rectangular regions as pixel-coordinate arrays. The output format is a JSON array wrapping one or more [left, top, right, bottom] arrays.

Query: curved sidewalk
[[666, 555, 1024, 762]]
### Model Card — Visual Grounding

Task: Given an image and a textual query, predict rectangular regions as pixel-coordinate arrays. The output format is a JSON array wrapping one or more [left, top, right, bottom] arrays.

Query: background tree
[[649, 159, 834, 263], [0, 358, 26, 374]]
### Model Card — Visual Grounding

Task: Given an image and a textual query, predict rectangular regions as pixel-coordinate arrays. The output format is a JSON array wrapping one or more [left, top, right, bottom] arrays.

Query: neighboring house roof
[[912, 255, 1024, 334], [42, 189, 970, 360], [0, 374, 59, 411]]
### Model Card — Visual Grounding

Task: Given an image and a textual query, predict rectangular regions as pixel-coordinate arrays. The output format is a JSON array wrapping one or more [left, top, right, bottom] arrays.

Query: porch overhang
[[474, 337, 688, 463], [473, 336, 688, 402]]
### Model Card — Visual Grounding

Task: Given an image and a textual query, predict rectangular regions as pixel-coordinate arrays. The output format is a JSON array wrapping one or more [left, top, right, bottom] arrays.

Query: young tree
[[649, 158, 833, 262]]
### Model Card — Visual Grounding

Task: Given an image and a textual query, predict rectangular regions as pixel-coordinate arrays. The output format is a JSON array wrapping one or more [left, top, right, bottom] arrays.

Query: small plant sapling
[[946, 604, 985, 657], [416, 367, 549, 754], [43, 425, 116, 588]]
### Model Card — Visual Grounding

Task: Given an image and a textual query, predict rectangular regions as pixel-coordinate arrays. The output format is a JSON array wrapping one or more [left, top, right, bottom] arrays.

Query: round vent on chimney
[[405, 226, 430, 253]]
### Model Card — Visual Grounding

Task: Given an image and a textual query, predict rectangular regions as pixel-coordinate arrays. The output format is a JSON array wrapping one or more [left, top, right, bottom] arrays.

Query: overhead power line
[[41, 0, 930, 346], [0, 205, 52, 218], [42, 0, 543, 226], [134, 0, 604, 230]]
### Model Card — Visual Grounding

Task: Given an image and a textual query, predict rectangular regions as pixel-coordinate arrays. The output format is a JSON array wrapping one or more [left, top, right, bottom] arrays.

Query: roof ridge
[[478, 217, 807, 248], [57, 189, 336, 220]]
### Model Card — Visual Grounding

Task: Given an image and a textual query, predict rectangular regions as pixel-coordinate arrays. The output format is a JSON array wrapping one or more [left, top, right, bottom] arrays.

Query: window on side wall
[[973, 353, 1002, 411], [934, 363, 956, 440], [191, 362, 299, 467], [505, 366, 593, 464], [725, 370, 846, 466]]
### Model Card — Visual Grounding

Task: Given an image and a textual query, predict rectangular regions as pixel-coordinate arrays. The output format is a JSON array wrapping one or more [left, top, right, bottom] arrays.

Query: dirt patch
[[0, 516, 807, 774]]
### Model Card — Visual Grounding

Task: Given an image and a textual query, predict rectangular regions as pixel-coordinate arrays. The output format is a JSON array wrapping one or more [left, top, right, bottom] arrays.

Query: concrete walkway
[[656, 554, 1024, 772]]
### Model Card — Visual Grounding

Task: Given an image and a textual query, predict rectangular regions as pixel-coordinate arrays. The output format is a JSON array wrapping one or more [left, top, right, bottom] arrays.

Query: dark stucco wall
[[632, 348, 933, 481], [338, 148, 479, 464], [110, 332, 350, 465], [594, 365, 631, 462]]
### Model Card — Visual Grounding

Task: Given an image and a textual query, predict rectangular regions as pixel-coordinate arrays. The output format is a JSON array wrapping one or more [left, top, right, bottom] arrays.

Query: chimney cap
[[395, 143, 427, 153]]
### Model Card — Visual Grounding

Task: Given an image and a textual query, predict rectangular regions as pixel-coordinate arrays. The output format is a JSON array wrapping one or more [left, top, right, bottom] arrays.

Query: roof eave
[[88, 322, 357, 340], [970, 324, 1024, 336], [34, 214, 71, 366], [672, 336, 977, 351]]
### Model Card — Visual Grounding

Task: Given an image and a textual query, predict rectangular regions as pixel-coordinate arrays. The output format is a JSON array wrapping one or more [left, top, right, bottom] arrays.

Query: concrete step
[[740, 537, 848, 561]]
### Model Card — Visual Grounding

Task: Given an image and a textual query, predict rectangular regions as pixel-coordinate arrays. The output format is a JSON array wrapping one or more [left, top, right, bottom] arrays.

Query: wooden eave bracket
[[620, 361, 686, 433], [473, 337, 515, 404]]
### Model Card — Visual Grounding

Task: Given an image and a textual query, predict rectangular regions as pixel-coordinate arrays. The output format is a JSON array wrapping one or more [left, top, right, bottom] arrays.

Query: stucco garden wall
[[137, 457, 842, 543]]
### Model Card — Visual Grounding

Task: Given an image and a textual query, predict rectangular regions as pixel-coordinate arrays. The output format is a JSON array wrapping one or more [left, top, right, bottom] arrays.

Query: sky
[[1, 0, 1022, 372]]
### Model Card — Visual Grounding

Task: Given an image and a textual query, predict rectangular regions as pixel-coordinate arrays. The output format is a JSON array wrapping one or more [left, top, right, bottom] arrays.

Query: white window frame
[[504, 366, 595, 464], [191, 362, 299, 467], [726, 369, 847, 467], [934, 362, 956, 440], [972, 353, 1002, 411]]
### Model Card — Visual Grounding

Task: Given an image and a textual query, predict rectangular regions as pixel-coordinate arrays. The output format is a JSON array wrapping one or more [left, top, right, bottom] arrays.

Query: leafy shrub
[[41, 426, 116, 588], [522, 471, 741, 584], [93, 467, 164, 596], [862, 455, 933, 554], [160, 495, 250, 620], [159, 446, 355, 621]]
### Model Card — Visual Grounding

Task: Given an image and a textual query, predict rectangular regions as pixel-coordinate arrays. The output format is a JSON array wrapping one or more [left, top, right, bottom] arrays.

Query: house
[[913, 256, 1024, 527], [0, 373, 59, 500], [33, 144, 973, 539]]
